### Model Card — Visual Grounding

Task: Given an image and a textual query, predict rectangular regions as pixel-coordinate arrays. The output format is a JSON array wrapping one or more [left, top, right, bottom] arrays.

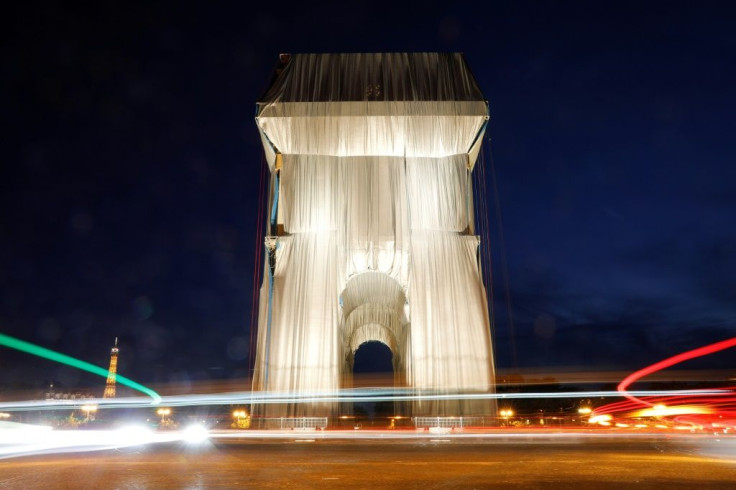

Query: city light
[[81, 404, 98, 421], [630, 404, 713, 418], [232, 409, 250, 429], [0, 333, 161, 403], [589, 414, 612, 425], [157, 407, 172, 426]]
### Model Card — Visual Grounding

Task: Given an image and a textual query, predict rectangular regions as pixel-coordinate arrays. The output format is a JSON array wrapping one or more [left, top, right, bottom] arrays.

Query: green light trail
[[0, 333, 161, 404]]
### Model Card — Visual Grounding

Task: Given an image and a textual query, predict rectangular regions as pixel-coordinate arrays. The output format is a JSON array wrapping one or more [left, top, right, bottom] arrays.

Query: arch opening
[[352, 340, 395, 422], [353, 340, 394, 384], [339, 270, 409, 422]]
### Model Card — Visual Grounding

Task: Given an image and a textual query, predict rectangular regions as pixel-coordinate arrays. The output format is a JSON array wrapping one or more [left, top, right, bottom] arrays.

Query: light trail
[[0, 422, 208, 460], [1, 388, 730, 412], [206, 430, 716, 441], [2, 334, 734, 463], [591, 337, 736, 429], [2, 424, 732, 461], [1, 387, 733, 461], [617, 337, 736, 407], [0, 333, 161, 404]]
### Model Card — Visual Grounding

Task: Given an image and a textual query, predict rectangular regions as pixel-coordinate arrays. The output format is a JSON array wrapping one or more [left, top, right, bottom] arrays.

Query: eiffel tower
[[103, 337, 119, 398]]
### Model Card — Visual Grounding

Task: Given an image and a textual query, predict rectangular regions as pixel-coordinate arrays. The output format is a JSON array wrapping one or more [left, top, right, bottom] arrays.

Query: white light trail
[[0, 423, 206, 460], [1, 388, 730, 412]]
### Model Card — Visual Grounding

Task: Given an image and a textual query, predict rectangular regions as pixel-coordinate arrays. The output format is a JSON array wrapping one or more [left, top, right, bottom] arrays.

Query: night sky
[[2, 1, 735, 391]]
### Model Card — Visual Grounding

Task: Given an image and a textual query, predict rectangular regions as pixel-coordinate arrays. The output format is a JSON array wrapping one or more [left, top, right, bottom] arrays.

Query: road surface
[[2, 431, 735, 488]]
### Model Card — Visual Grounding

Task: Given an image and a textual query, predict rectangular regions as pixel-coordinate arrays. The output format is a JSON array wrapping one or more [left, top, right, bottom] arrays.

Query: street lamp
[[499, 408, 514, 426], [157, 407, 171, 424], [81, 404, 97, 422], [232, 409, 250, 429]]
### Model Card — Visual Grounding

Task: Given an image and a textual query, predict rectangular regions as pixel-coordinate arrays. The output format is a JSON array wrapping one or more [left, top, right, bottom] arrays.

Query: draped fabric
[[260, 53, 484, 102], [406, 155, 469, 232], [252, 53, 495, 419], [407, 232, 494, 415], [257, 102, 487, 160], [280, 155, 409, 284], [256, 53, 488, 165]]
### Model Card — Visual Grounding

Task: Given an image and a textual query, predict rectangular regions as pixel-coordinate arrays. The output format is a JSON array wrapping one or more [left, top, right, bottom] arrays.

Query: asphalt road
[[2, 433, 735, 489]]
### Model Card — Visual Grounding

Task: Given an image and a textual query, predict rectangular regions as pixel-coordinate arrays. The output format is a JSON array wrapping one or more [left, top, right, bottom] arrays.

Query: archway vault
[[340, 271, 408, 387], [348, 321, 397, 354]]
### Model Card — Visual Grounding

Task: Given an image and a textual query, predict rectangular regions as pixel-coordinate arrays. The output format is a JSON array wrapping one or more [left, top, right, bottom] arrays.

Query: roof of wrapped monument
[[258, 53, 485, 103], [255, 53, 489, 168]]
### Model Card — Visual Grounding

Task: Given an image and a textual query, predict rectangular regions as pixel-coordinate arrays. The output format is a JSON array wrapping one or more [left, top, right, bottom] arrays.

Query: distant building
[[103, 337, 119, 398], [43, 382, 95, 401]]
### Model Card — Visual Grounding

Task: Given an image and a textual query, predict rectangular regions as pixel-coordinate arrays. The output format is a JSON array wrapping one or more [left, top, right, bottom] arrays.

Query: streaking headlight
[[181, 424, 209, 444], [0, 421, 52, 444], [113, 425, 155, 446], [589, 414, 612, 425]]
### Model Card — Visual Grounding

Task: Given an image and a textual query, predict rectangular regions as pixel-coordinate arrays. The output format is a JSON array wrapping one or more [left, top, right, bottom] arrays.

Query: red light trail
[[593, 337, 736, 430]]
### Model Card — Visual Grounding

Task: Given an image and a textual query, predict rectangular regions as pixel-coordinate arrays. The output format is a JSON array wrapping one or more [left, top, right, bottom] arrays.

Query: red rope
[[248, 156, 268, 378]]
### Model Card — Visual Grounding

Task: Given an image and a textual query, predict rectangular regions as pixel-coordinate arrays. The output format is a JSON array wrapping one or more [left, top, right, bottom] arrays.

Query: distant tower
[[103, 337, 119, 398]]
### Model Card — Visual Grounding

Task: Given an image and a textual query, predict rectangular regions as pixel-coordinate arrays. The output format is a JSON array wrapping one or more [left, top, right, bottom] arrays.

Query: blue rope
[[264, 249, 275, 388], [270, 173, 279, 226]]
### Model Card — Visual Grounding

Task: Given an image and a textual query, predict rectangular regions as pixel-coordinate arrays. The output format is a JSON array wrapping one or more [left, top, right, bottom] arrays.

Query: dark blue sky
[[2, 1, 735, 389]]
